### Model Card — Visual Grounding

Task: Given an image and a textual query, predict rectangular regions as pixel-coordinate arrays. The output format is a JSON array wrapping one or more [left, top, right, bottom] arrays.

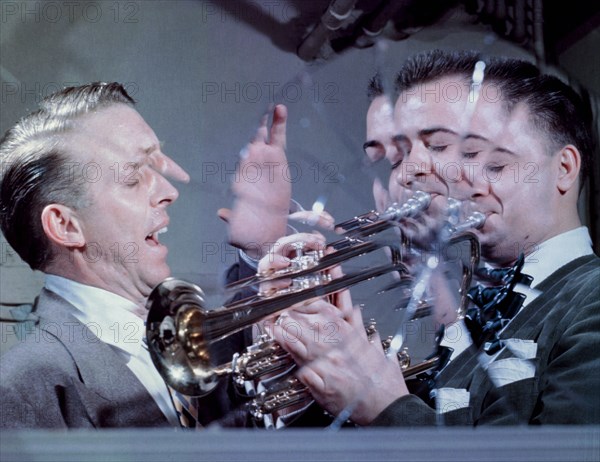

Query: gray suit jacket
[[0, 289, 170, 428]]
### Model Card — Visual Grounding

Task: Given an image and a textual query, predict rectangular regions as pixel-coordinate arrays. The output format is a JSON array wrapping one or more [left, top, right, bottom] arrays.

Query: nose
[[456, 162, 489, 200], [384, 141, 399, 166], [372, 177, 390, 213], [163, 157, 190, 183], [150, 152, 190, 184], [397, 143, 432, 189], [150, 170, 180, 207]]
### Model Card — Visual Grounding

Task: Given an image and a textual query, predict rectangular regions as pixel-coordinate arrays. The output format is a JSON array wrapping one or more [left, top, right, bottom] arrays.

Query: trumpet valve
[[381, 191, 432, 221], [233, 335, 294, 384], [365, 318, 378, 340], [291, 271, 332, 292], [258, 250, 331, 298], [396, 347, 411, 370], [290, 250, 330, 291], [250, 375, 312, 420], [382, 336, 411, 370], [293, 249, 324, 269]]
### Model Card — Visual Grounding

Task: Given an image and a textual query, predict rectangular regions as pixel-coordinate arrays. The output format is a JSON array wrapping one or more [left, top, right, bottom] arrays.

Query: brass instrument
[[145, 193, 484, 424], [226, 191, 432, 293], [334, 190, 432, 235]]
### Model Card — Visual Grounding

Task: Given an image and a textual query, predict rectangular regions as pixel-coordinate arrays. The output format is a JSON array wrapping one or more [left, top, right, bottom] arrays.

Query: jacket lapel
[[34, 289, 169, 427]]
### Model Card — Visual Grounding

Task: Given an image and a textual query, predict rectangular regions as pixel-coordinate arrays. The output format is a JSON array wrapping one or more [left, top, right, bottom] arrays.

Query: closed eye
[[462, 152, 479, 159], [488, 165, 506, 173], [390, 160, 402, 170], [428, 145, 448, 153]]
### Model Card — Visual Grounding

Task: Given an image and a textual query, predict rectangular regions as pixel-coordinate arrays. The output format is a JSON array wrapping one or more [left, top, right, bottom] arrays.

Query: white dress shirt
[[516, 226, 594, 304], [441, 226, 594, 361], [44, 275, 180, 426]]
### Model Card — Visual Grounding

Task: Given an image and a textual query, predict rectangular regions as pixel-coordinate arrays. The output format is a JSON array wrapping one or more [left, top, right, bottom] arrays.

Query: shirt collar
[[44, 275, 147, 356], [522, 226, 593, 288]]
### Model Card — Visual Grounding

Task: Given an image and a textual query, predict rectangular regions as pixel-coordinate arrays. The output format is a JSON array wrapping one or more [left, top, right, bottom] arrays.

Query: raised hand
[[218, 104, 290, 260]]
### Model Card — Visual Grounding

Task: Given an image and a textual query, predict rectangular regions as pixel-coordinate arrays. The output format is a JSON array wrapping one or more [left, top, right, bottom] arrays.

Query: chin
[[148, 266, 172, 289], [480, 241, 515, 267]]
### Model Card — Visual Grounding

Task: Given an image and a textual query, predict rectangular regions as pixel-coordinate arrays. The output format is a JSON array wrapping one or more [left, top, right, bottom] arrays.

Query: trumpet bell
[[146, 278, 225, 396]]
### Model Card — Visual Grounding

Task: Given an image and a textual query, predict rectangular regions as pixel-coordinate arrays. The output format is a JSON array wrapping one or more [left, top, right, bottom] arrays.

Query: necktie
[[465, 254, 533, 355], [169, 387, 201, 429]]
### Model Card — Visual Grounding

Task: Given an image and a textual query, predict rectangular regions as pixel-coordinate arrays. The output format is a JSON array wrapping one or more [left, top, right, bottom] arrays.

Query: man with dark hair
[[0, 82, 195, 427], [268, 50, 600, 426], [363, 72, 408, 213]]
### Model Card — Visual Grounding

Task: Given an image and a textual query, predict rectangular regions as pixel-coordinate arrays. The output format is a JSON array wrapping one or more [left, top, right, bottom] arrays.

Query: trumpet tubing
[[146, 256, 407, 396], [227, 192, 433, 293], [145, 194, 484, 422], [242, 332, 446, 420]]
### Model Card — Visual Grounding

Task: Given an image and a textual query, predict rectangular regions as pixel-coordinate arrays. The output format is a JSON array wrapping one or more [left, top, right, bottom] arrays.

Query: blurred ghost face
[[392, 76, 474, 245], [364, 95, 409, 212], [394, 75, 564, 265], [454, 100, 563, 265]]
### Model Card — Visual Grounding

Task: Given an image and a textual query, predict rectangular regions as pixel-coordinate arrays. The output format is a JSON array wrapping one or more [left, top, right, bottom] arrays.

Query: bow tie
[[465, 254, 533, 355]]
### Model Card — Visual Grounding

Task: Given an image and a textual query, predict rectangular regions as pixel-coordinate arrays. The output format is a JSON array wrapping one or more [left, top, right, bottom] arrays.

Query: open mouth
[[145, 227, 168, 246]]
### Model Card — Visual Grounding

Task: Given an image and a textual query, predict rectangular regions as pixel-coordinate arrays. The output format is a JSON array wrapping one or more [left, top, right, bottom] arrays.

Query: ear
[[556, 145, 581, 194], [41, 204, 86, 249]]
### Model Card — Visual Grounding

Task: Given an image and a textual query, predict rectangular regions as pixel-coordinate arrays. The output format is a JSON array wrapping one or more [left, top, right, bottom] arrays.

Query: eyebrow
[[392, 127, 459, 143], [462, 133, 516, 156], [463, 133, 489, 142], [494, 146, 516, 155], [142, 145, 158, 155], [419, 127, 458, 137]]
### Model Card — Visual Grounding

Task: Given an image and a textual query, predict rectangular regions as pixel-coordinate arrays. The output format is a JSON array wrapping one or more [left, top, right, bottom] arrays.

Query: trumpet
[[145, 194, 484, 419], [226, 191, 432, 294], [241, 325, 449, 423], [334, 190, 432, 236]]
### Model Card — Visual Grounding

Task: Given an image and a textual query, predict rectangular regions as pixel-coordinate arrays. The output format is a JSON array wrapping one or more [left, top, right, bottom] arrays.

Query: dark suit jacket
[[371, 254, 600, 426], [0, 289, 170, 428]]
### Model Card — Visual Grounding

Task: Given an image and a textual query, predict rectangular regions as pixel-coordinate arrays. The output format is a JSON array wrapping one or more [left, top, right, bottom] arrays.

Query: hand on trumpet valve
[[267, 294, 409, 425], [288, 199, 335, 230], [256, 232, 327, 295]]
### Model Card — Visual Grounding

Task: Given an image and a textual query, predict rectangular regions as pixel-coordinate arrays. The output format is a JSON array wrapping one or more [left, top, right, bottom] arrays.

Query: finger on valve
[[256, 233, 326, 282], [322, 261, 366, 333], [260, 233, 326, 269], [288, 210, 335, 231], [266, 316, 310, 363]]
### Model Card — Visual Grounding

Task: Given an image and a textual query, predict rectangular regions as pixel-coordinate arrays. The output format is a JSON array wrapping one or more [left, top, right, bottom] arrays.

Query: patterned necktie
[[142, 336, 202, 429], [465, 254, 533, 354], [169, 387, 201, 429]]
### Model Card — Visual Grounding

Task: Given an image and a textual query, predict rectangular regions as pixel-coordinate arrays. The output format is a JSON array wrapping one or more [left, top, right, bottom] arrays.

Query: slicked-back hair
[[0, 82, 135, 270], [394, 50, 594, 187], [367, 72, 385, 101]]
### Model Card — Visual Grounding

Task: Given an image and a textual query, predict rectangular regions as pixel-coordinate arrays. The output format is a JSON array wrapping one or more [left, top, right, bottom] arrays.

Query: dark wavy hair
[[394, 50, 594, 187]]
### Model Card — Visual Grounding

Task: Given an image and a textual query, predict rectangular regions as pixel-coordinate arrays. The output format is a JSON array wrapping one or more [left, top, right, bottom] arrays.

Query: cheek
[[436, 160, 462, 184], [388, 179, 405, 203], [488, 166, 524, 198], [429, 195, 447, 216]]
